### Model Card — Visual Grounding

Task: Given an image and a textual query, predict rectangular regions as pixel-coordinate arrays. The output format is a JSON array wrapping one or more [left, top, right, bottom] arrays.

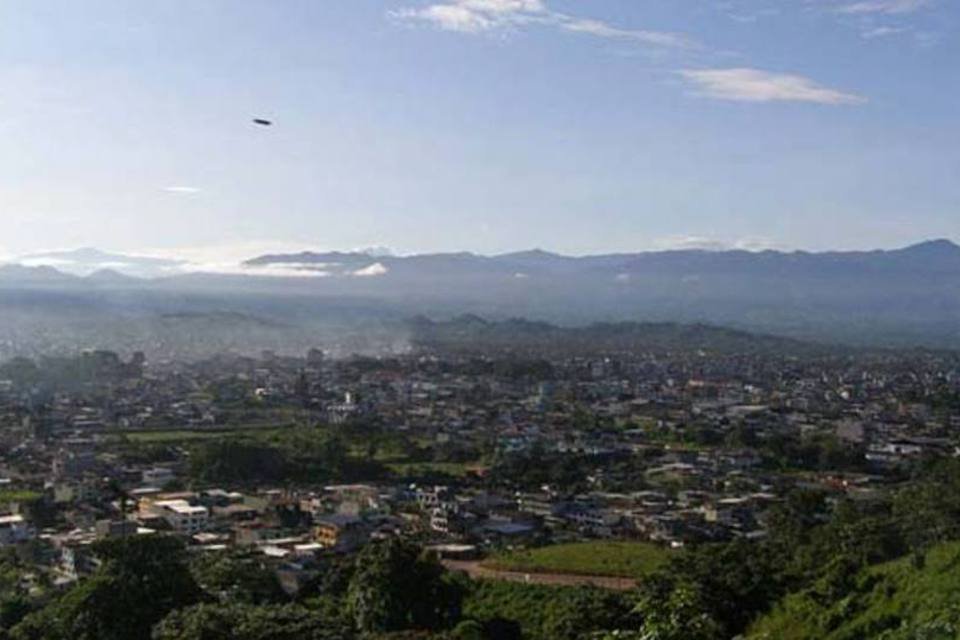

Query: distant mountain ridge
[[244, 239, 960, 275], [10, 239, 960, 280], [1, 239, 959, 349]]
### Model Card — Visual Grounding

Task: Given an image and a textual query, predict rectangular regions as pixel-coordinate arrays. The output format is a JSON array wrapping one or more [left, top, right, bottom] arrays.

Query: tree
[[151, 603, 353, 640], [189, 440, 287, 485], [542, 588, 632, 640], [190, 552, 285, 605], [346, 539, 462, 634], [0, 595, 33, 631], [450, 620, 485, 640], [630, 581, 723, 640], [11, 535, 200, 640]]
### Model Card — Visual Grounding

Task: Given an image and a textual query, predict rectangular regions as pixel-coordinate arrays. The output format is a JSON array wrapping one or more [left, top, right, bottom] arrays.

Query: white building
[[142, 467, 176, 487], [154, 500, 209, 534]]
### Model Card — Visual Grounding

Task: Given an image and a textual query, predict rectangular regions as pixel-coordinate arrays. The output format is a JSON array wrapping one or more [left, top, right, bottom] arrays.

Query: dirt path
[[442, 560, 638, 591]]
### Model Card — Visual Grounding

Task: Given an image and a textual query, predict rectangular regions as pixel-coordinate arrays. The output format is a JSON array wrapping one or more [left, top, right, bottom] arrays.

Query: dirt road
[[441, 560, 638, 591]]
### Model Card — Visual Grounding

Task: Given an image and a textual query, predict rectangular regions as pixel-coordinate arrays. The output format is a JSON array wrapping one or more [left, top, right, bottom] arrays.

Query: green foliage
[[747, 542, 960, 640], [622, 539, 777, 640], [188, 428, 387, 486], [489, 448, 600, 491], [761, 433, 867, 472], [631, 581, 724, 640], [0, 595, 33, 631], [486, 542, 669, 579], [346, 538, 463, 634], [10, 535, 200, 640], [189, 440, 288, 485], [893, 459, 960, 551], [0, 491, 43, 505], [0, 549, 40, 633], [151, 603, 354, 640], [450, 620, 485, 640], [190, 551, 286, 605], [462, 580, 632, 640]]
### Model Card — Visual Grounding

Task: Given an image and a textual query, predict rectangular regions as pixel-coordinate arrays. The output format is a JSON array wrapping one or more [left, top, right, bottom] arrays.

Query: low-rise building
[[0, 514, 34, 545]]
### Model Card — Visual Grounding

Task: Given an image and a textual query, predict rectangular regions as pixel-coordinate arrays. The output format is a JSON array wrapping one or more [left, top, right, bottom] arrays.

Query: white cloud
[[207, 263, 332, 278], [679, 68, 866, 105], [653, 235, 730, 252], [353, 262, 389, 277], [163, 186, 202, 194], [392, 0, 545, 33], [558, 18, 692, 48], [413, 5, 494, 32], [803, 0, 935, 43], [837, 0, 931, 15], [141, 241, 315, 266], [139, 241, 325, 278], [353, 245, 396, 257], [861, 25, 910, 38], [393, 0, 691, 48], [716, 2, 781, 24], [651, 235, 785, 252], [18, 257, 73, 267]]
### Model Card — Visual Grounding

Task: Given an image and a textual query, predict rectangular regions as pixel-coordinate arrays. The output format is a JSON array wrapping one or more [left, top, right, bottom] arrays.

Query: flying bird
[[252, 118, 273, 126]]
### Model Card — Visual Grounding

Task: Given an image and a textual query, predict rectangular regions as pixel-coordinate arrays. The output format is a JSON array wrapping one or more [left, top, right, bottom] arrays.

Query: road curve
[[442, 560, 638, 591]]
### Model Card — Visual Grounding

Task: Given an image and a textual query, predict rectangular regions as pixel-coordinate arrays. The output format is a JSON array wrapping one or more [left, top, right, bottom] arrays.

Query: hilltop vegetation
[[748, 542, 960, 640], [462, 581, 633, 640]]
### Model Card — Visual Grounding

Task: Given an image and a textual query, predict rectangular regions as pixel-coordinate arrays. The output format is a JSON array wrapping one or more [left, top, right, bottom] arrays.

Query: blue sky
[[0, 0, 957, 262]]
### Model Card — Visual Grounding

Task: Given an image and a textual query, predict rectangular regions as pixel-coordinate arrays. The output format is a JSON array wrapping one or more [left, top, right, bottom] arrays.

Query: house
[[95, 519, 138, 539], [142, 467, 176, 487], [0, 514, 34, 545], [480, 519, 537, 543], [154, 500, 209, 534], [517, 492, 568, 518], [314, 514, 367, 552]]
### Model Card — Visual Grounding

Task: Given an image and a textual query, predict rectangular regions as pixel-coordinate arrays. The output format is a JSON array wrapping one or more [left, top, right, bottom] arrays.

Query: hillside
[[748, 542, 960, 640], [410, 316, 828, 357]]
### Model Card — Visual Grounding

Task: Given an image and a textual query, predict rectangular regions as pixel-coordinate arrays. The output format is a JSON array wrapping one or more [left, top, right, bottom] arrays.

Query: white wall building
[[154, 500, 209, 534]]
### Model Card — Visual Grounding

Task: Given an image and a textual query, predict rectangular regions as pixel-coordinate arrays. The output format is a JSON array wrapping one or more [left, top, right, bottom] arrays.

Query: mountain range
[[1, 239, 958, 351]]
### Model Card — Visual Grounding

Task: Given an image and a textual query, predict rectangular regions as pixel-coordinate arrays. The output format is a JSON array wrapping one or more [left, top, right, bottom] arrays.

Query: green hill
[[747, 542, 960, 640]]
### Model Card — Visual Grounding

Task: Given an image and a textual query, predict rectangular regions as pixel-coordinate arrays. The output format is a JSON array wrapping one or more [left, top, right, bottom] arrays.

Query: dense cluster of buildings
[[0, 342, 956, 591]]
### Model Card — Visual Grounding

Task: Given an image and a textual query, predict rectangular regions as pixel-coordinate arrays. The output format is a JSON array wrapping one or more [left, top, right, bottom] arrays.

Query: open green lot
[[118, 426, 290, 443], [484, 541, 671, 578], [385, 461, 479, 477]]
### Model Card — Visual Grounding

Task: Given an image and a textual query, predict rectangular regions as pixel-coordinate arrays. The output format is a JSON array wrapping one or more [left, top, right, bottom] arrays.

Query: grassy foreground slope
[[748, 542, 960, 640], [484, 541, 670, 578]]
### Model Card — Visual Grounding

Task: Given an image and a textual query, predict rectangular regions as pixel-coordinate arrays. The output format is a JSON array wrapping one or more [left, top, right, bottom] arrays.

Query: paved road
[[442, 560, 638, 591]]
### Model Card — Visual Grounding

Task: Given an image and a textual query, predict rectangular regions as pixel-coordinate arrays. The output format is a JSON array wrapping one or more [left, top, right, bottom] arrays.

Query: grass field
[[119, 426, 290, 443], [484, 541, 671, 578], [385, 461, 481, 477]]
